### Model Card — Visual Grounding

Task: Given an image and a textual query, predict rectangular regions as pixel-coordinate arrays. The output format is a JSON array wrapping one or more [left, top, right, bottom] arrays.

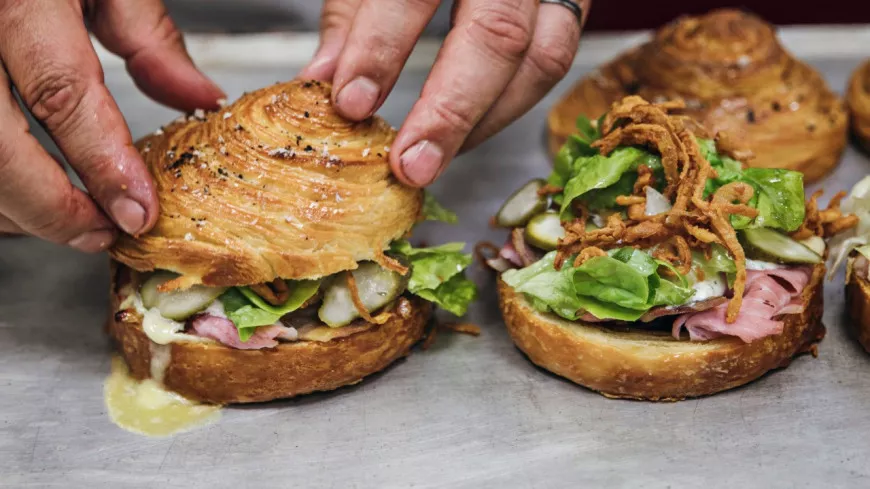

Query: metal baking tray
[[3, 29, 870, 488]]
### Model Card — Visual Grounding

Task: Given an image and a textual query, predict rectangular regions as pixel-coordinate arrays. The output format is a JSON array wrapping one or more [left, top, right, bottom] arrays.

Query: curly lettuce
[[390, 240, 477, 316], [220, 280, 320, 341], [503, 248, 693, 321]]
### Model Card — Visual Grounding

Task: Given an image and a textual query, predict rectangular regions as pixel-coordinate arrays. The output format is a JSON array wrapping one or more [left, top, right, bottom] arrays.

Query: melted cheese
[[104, 356, 221, 438]]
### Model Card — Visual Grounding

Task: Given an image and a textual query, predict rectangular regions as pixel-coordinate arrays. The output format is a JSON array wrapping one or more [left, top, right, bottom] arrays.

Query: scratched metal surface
[[2, 35, 870, 489]]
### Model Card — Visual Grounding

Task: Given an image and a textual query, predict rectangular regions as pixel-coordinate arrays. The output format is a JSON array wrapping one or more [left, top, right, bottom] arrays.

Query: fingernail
[[400, 141, 444, 186], [109, 198, 147, 235], [68, 230, 114, 253], [335, 76, 380, 119]]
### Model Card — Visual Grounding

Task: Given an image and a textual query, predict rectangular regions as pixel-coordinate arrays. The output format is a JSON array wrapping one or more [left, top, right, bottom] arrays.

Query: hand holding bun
[[548, 9, 847, 182], [110, 80, 421, 287], [848, 60, 870, 149]]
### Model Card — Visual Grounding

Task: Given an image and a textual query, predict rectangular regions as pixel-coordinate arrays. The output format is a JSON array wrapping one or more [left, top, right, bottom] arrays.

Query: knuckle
[[151, 13, 184, 48], [431, 99, 477, 135], [22, 64, 101, 129], [27, 186, 82, 241], [465, 6, 533, 62], [527, 35, 577, 81], [320, 0, 356, 32]]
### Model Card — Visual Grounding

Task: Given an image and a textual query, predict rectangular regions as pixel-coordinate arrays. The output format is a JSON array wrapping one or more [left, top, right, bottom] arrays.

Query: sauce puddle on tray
[[104, 356, 221, 437]]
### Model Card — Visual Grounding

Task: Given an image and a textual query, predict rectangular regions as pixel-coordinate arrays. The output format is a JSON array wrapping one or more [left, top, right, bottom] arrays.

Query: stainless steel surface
[[3, 34, 870, 488]]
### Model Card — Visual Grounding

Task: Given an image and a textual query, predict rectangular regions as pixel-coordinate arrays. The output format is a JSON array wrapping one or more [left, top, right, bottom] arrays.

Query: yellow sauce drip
[[104, 356, 221, 437]]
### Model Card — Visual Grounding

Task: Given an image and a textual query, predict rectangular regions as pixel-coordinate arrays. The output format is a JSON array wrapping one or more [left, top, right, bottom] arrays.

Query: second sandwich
[[488, 96, 854, 400]]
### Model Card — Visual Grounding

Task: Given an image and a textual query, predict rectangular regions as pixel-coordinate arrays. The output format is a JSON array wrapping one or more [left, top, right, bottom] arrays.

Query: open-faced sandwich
[[108, 80, 476, 404], [829, 176, 870, 352], [486, 96, 855, 400]]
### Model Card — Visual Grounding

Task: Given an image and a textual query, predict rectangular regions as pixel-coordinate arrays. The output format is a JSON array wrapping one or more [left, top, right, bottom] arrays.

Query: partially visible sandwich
[[108, 80, 476, 404], [829, 176, 870, 352], [487, 96, 854, 400]]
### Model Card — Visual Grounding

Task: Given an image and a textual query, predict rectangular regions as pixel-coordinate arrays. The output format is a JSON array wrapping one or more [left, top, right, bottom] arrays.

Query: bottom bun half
[[108, 292, 430, 404], [846, 259, 870, 353], [497, 263, 826, 401]]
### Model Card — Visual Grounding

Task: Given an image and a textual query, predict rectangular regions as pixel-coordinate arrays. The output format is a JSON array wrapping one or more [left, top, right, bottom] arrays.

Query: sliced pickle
[[317, 262, 407, 327], [799, 236, 826, 256], [140, 271, 227, 320], [740, 228, 822, 264], [495, 179, 547, 227], [524, 212, 565, 251]]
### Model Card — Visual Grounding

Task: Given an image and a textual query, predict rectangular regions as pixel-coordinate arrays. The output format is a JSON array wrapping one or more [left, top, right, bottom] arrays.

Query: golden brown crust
[[845, 258, 870, 353], [110, 80, 421, 286], [497, 263, 826, 401], [108, 294, 431, 404], [847, 60, 870, 151], [548, 9, 847, 183]]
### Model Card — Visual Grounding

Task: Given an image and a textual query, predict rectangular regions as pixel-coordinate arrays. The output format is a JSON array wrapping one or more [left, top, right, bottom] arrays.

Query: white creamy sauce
[[690, 275, 727, 302], [120, 290, 213, 345], [149, 343, 172, 384], [745, 259, 786, 271], [105, 356, 221, 438]]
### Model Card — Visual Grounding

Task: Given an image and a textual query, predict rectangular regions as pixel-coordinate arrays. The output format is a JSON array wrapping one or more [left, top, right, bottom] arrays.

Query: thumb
[[89, 0, 226, 111]]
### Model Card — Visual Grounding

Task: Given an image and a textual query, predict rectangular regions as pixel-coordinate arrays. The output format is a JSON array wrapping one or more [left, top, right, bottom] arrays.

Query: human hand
[[0, 0, 224, 251], [301, 0, 589, 187]]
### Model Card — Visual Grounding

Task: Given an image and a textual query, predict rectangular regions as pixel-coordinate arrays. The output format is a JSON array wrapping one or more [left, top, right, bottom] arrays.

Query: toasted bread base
[[845, 258, 870, 353], [108, 291, 430, 404], [497, 263, 826, 401]]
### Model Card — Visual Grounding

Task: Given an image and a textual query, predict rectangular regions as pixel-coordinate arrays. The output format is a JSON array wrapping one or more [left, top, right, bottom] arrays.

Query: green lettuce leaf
[[422, 191, 458, 224], [503, 248, 693, 321], [550, 134, 598, 187], [699, 139, 805, 231], [502, 253, 586, 320], [559, 147, 653, 217], [220, 281, 320, 341], [739, 168, 805, 232], [575, 114, 600, 143], [390, 240, 477, 316]]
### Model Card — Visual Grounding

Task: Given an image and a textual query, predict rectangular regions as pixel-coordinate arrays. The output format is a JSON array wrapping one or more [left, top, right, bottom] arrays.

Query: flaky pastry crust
[[497, 263, 826, 401], [548, 9, 847, 182], [847, 60, 870, 151], [110, 80, 421, 286], [845, 256, 870, 353]]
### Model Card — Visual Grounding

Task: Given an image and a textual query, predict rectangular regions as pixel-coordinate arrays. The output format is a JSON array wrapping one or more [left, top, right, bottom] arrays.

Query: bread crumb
[[362, 148, 370, 157], [184, 233, 194, 241], [223, 112, 232, 119], [442, 323, 481, 336]]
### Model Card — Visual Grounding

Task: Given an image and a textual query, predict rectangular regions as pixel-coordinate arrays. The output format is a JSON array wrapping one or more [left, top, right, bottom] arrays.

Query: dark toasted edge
[[845, 259, 870, 353], [497, 263, 825, 401]]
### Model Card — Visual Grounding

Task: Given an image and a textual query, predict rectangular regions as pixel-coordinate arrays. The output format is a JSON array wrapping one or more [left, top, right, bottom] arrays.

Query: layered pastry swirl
[[112, 80, 420, 288], [548, 9, 848, 182], [847, 60, 870, 149]]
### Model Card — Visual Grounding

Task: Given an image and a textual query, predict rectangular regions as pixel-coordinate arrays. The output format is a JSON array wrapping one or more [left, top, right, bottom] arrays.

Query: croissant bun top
[[110, 80, 421, 287], [848, 60, 870, 148], [548, 9, 847, 183]]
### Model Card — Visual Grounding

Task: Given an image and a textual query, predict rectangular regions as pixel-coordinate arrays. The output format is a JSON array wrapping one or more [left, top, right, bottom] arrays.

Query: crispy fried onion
[[345, 271, 391, 325], [652, 236, 692, 276], [374, 249, 409, 276], [555, 97, 768, 323], [791, 190, 859, 240], [556, 97, 856, 323], [249, 278, 291, 306], [537, 183, 564, 196]]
